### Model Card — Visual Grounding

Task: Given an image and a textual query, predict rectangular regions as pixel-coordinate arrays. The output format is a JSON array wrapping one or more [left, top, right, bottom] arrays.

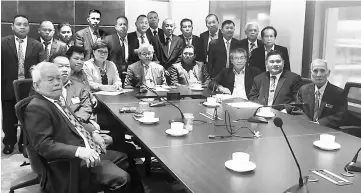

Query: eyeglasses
[[233, 57, 247, 61], [141, 52, 153, 56], [97, 50, 109, 55], [268, 59, 282, 64]]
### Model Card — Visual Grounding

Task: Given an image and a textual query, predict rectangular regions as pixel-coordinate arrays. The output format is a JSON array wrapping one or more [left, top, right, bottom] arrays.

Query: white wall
[[269, 0, 307, 75], [125, 0, 170, 33]]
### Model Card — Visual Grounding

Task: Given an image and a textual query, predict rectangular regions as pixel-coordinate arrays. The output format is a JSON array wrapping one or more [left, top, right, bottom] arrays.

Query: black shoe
[[18, 143, 24, 154], [2, 145, 14, 154]]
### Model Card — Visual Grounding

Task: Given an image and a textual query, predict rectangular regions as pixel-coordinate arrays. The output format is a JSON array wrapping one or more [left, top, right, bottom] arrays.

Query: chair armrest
[[339, 126, 361, 130]]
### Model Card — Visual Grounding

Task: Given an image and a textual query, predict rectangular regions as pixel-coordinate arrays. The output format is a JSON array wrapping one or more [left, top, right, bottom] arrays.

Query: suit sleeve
[[208, 69, 223, 92], [318, 91, 348, 128], [168, 66, 179, 86], [72, 88, 93, 123], [124, 66, 135, 88], [201, 62, 211, 85], [283, 47, 291, 71], [75, 31, 84, 47], [248, 77, 261, 104], [207, 42, 215, 76], [25, 104, 78, 160], [291, 75, 302, 103]]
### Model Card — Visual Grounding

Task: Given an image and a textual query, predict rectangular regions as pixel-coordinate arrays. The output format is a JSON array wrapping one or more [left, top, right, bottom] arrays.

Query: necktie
[[140, 35, 145, 44], [267, 75, 277, 105], [153, 30, 157, 36], [186, 37, 191, 46], [43, 41, 51, 61], [93, 30, 100, 42], [120, 37, 126, 63], [17, 38, 25, 79], [166, 37, 171, 56], [313, 90, 321, 121], [249, 42, 255, 57], [226, 41, 231, 68], [210, 33, 216, 40], [56, 97, 103, 154]]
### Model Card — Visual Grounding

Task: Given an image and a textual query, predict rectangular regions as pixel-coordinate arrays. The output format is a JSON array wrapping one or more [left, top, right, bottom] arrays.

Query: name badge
[[71, 97, 80, 104]]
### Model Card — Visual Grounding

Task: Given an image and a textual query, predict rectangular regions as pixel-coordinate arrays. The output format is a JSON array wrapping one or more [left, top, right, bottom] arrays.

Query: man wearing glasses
[[124, 44, 167, 88], [209, 48, 260, 99], [249, 50, 301, 107]]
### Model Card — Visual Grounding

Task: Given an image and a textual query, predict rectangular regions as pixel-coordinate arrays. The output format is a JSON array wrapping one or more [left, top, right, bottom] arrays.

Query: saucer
[[141, 98, 155, 102], [256, 112, 275, 118], [138, 117, 159, 124], [203, 102, 221, 107], [190, 87, 204, 91], [313, 140, 341, 151], [225, 160, 256, 172], [165, 129, 189, 136]]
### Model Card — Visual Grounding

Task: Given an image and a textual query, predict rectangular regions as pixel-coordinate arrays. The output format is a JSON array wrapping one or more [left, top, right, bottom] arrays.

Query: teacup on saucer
[[225, 152, 256, 172], [313, 134, 341, 150]]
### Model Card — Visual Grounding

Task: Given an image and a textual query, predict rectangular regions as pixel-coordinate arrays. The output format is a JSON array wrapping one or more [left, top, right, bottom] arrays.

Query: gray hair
[[134, 43, 154, 54], [310, 59, 329, 71], [162, 18, 175, 27], [244, 22, 259, 31], [32, 62, 55, 83]]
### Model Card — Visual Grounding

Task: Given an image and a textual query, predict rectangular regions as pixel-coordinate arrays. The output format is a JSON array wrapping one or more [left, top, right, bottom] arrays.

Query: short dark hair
[[89, 9, 101, 17], [115, 16, 128, 24], [65, 46, 86, 59], [92, 40, 109, 51], [261, 26, 277, 38], [221, 20, 235, 28], [180, 18, 193, 28], [136, 14, 147, 22], [266, 50, 283, 60], [49, 53, 67, 63], [205, 14, 219, 23], [147, 11, 158, 17], [39, 20, 54, 28], [13, 15, 28, 23], [58, 22, 72, 32]]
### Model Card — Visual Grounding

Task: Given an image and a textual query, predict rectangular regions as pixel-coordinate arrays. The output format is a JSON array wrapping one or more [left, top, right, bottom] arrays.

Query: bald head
[[38, 20, 55, 41], [162, 18, 176, 37]]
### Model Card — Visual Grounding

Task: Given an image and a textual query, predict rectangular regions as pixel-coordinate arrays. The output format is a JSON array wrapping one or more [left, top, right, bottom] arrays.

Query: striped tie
[[16, 38, 25, 79]]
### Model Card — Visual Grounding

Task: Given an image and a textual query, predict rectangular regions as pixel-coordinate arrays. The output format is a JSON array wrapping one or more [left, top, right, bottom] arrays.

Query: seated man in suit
[[239, 22, 263, 58], [146, 11, 164, 37], [151, 18, 184, 72], [38, 20, 67, 61], [75, 9, 106, 60], [178, 18, 202, 62], [25, 62, 130, 193], [125, 43, 167, 88], [209, 48, 261, 99], [199, 14, 223, 63], [250, 26, 290, 72], [297, 59, 347, 128], [249, 50, 302, 107], [169, 45, 210, 86], [208, 20, 241, 78]]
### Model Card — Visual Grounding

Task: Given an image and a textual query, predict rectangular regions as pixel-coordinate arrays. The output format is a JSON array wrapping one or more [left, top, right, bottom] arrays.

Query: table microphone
[[248, 103, 307, 123], [345, 147, 361, 172], [140, 84, 166, 107], [274, 117, 309, 193]]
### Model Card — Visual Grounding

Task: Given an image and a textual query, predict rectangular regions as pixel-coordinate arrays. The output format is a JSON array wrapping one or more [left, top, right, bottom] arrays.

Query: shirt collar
[[164, 34, 172, 41], [315, 81, 328, 94], [42, 94, 59, 104], [248, 39, 257, 47], [233, 68, 245, 75], [40, 37, 53, 44], [117, 33, 127, 42], [223, 37, 232, 44], [63, 79, 72, 88], [14, 35, 27, 42], [150, 28, 158, 33], [209, 30, 218, 37], [136, 30, 145, 38], [142, 61, 153, 68], [264, 45, 275, 51], [269, 71, 282, 80], [183, 35, 192, 40]]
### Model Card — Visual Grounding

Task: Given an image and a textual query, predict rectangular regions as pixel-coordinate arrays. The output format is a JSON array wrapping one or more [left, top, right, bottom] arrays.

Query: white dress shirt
[[232, 69, 247, 99], [40, 37, 53, 56], [315, 81, 328, 107], [183, 35, 193, 45], [150, 28, 159, 36], [136, 31, 149, 45], [14, 35, 27, 56], [89, 27, 100, 43], [117, 33, 129, 61]]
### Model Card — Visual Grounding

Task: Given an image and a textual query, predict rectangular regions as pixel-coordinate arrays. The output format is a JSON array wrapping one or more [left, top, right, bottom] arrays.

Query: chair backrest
[[344, 82, 361, 126], [301, 78, 313, 86], [13, 78, 33, 102]]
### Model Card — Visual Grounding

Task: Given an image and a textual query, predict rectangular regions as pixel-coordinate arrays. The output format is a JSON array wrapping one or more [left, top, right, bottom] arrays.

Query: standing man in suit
[[151, 18, 185, 71], [127, 15, 152, 64], [1, 15, 43, 154], [208, 20, 241, 78], [146, 11, 164, 38], [239, 22, 263, 59], [249, 50, 301, 107], [297, 59, 347, 128], [58, 22, 75, 50], [38, 20, 67, 61], [209, 48, 261, 99], [178, 18, 202, 62], [104, 16, 129, 83], [199, 14, 223, 63], [250, 26, 290, 72], [75, 9, 106, 60]]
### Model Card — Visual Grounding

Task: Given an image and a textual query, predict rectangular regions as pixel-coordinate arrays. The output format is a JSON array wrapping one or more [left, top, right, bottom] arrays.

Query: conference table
[[95, 86, 361, 193]]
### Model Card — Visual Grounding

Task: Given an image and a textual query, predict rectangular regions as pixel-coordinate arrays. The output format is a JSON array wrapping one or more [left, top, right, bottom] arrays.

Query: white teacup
[[171, 122, 184, 132], [207, 97, 217, 104], [143, 111, 155, 120], [192, 83, 202, 88], [259, 107, 272, 115], [320, 134, 335, 144], [232, 152, 250, 164]]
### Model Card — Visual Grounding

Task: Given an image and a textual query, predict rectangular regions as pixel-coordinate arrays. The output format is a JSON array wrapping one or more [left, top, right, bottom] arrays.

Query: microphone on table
[[248, 103, 307, 123], [142, 84, 184, 123], [274, 117, 309, 193], [345, 147, 361, 172]]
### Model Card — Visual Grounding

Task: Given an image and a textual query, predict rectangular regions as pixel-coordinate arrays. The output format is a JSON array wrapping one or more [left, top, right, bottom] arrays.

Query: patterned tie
[[17, 38, 25, 79], [267, 75, 277, 105], [226, 40, 231, 68], [93, 30, 100, 41], [313, 90, 321, 121], [249, 42, 255, 57], [120, 37, 126, 62], [166, 37, 171, 56], [140, 35, 145, 44], [43, 41, 51, 61], [56, 97, 103, 154], [153, 30, 157, 36], [100, 68, 108, 85]]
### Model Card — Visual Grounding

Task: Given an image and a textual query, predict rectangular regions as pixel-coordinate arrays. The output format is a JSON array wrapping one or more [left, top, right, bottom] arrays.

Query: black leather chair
[[301, 77, 313, 86], [339, 82, 361, 138]]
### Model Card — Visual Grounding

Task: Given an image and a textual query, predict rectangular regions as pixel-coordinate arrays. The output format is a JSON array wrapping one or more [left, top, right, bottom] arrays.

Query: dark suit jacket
[[248, 70, 302, 106], [150, 34, 185, 70], [75, 27, 106, 60], [207, 38, 241, 78], [104, 33, 130, 74], [178, 34, 202, 62], [1, 35, 43, 100], [37, 38, 67, 61], [146, 28, 164, 38], [209, 66, 261, 98], [239, 38, 264, 57], [297, 83, 347, 128], [249, 44, 290, 72], [199, 29, 223, 63], [127, 31, 153, 64]]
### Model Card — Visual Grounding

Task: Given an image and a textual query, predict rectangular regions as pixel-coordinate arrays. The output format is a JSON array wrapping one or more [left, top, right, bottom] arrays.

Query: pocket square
[[325, 103, 333, 108]]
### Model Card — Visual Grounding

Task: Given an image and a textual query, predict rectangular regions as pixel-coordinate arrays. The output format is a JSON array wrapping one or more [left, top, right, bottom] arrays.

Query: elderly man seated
[[124, 43, 167, 88], [168, 45, 210, 86]]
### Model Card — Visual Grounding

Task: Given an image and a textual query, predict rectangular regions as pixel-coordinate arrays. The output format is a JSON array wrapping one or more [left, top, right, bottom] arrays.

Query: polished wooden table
[[95, 89, 361, 193]]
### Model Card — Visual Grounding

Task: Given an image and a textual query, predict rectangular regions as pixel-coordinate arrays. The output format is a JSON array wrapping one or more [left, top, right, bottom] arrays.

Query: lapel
[[112, 34, 121, 51], [263, 73, 270, 104], [307, 83, 316, 118], [317, 83, 330, 118], [50, 39, 58, 56], [136, 61, 145, 84], [230, 38, 238, 50], [25, 38, 34, 59], [219, 39, 227, 54], [168, 35, 177, 57], [159, 34, 169, 57], [273, 71, 287, 103], [7, 36, 18, 57], [203, 31, 209, 50], [85, 27, 94, 45]]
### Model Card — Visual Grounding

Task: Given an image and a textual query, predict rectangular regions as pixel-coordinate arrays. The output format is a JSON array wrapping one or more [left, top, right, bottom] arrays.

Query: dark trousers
[[2, 99, 22, 146]]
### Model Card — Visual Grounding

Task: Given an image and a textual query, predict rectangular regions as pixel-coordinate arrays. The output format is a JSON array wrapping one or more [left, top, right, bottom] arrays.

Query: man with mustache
[[178, 18, 202, 62], [146, 11, 164, 38], [249, 50, 301, 107], [1, 14, 43, 154], [199, 14, 223, 64], [58, 22, 75, 50]]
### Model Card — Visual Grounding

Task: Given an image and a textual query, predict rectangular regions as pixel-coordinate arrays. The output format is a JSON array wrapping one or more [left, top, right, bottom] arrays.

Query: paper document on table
[[94, 89, 133, 96], [153, 87, 169, 92], [226, 101, 262, 108], [214, 94, 237, 101]]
